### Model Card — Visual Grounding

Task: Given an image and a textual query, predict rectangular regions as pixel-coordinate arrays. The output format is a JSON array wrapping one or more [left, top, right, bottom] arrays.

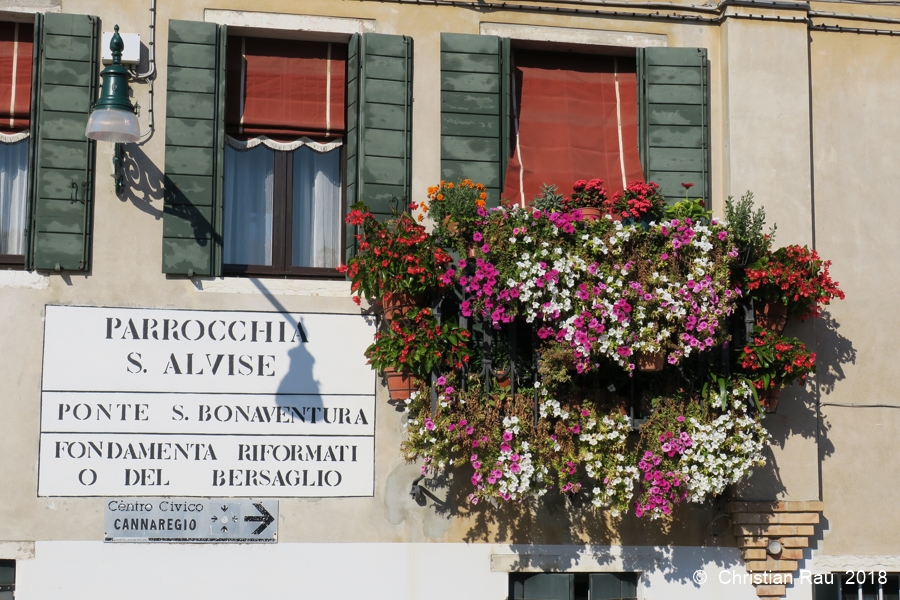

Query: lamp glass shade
[[85, 108, 141, 143]]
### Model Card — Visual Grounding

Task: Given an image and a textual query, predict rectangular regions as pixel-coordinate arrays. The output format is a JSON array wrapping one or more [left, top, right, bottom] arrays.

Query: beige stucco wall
[[0, 0, 896, 561]]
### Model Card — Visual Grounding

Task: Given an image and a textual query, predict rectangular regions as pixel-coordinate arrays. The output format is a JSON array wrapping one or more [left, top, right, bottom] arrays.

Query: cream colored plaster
[[0, 541, 34, 560], [0, 270, 49, 289], [479, 21, 667, 48], [191, 277, 353, 297], [204, 9, 376, 37], [720, 18, 813, 246]]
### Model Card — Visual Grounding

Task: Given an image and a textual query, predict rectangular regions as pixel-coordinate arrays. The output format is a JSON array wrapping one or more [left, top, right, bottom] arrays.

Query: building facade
[[0, 0, 898, 598]]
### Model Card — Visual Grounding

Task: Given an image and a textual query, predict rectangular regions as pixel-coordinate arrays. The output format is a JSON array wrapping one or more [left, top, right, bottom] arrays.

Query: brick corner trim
[[726, 500, 824, 599]]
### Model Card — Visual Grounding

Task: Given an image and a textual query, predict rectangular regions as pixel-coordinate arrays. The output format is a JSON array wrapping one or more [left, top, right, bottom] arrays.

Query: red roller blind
[[0, 21, 34, 135], [225, 36, 347, 141], [502, 50, 644, 206]]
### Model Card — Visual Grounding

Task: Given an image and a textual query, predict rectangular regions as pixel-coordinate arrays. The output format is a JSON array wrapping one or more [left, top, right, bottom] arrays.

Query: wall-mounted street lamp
[[86, 26, 140, 142], [85, 25, 140, 195]]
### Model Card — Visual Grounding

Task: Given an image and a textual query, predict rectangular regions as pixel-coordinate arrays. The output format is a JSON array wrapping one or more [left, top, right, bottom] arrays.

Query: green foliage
[[725, 191, 775, 266], [531, 183, 567, 213]]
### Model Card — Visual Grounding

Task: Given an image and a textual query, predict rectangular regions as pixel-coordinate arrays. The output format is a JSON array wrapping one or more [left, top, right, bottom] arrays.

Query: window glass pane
[[0, 139, 29, 255], [223, 144, 274, 265], [814, 580, 840, 600], [841, 574, 859, 600], [512, 573, 572, 600], [0, 561, 13, 585], [862, 579, 878, 600], [291, 145, 341, 268], [884, 575, 900, 600]]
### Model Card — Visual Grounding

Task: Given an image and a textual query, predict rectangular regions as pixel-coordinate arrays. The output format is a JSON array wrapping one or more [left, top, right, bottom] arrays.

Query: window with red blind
[[501, 49, 644, 207], [221, 36, 348, 277], [0, 21, 34, 265]]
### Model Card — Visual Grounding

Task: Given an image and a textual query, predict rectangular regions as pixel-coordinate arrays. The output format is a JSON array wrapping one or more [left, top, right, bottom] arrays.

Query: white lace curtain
[[223, 144, 275, 266], [292, 145, 341, 268], [0, 138, 29, 256], [222, 139, 341, 268]]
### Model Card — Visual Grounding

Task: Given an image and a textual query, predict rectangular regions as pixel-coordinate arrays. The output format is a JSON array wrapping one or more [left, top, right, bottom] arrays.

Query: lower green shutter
[[637, 47, 710, 207], [162, 20, 226, 276], [439, 33, 509, 206], [26, 12, 99, 272], [346, 33, 413, 222]]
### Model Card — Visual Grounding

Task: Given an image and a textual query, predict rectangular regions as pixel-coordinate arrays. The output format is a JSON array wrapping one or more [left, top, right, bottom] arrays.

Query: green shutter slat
[[638, 47, 710, 208], [363, 129, 407, 159], [27, 12, 98, 272], [441, 136, 500, 163], [40, 84, 90, 112], [41, 59, 92, 86], [38, 112, 89, 141], [162, 20, 225, 276], [166, 92, 215, 119], [440, 33, 506, 205]]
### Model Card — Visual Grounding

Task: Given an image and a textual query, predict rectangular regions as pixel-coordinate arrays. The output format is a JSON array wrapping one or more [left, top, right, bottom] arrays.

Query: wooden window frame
[[222, 145, 347, 280]]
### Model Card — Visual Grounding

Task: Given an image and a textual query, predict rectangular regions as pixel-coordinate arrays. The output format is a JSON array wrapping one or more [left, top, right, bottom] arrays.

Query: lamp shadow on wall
[[118, 143, 164, 219]]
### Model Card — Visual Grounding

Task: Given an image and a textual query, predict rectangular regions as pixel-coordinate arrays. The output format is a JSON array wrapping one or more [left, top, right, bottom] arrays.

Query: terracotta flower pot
[[760, 385, 782, 413], [755, 301, 788, 334], [384, 367, 415, 401], [580, 207, 603, 222], [635, 351, 666, 372], [382, 290, 420, 321]]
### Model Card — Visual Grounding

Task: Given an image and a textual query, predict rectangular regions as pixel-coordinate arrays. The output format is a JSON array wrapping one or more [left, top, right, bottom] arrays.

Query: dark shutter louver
[[162, 20, 226, 276], [26, 12, 99, 272], [439, 33, 510, 207], [637, 47, 711, 207]]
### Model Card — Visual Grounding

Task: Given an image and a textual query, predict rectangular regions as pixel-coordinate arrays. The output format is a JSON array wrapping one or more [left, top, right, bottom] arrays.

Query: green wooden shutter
[[440, 33, 510, 206], [346, 33, 413, 227], [638, 47, 710, 207], [26, 13, 99, 272], [162, 20, 226, 276]]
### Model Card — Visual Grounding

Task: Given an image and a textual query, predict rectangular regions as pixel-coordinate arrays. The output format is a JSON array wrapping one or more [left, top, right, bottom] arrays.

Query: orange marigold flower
[[436, 194, 444, 200], [479, 192, 487, 200], [476, 183, 485, 191], [475, 199, 486, 208], [417, 214, 424, 221]]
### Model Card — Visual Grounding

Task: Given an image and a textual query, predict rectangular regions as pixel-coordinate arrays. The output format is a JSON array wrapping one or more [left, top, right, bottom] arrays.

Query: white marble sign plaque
[[38, 306, 376, 497]]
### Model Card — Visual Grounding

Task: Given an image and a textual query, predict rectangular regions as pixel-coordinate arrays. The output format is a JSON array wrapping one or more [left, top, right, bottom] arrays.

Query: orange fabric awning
[[502, 50, 644, 206], [0, 21, 34, 135], [225, 36, 347, 141]]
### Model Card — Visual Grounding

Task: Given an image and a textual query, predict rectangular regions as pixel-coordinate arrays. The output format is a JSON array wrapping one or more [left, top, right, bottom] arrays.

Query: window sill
[[0, 270, 49, 290], [191, 276, 352, 298]]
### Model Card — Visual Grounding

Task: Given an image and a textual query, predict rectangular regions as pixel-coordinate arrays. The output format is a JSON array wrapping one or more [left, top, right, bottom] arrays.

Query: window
[[0, 559, 14, 600], [510, 573, 639, 600], [0, 21, 34, 269], [814, 572, 900, 600], [222, 36, 346, 277], [439, 34, 710, 208]]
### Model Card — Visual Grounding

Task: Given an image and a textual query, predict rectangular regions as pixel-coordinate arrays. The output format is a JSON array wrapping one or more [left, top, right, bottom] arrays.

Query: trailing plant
[[744, 244, 845, 319], [339, 205, 453, 306], [564, 178, 609, 210], [608, 180, 665, 221], [421, 179, 488, 251], [738, 326, 816, 392], [365, 307, 472, 378]]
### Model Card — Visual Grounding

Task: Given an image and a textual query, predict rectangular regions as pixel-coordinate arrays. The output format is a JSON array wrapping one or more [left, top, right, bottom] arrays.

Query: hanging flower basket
[[382, 290, 421, 321], [760, 385, 782, 413], [384, 367, 415, 401], [755, 301, 788, 334], [636, 351, 666, 372]]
